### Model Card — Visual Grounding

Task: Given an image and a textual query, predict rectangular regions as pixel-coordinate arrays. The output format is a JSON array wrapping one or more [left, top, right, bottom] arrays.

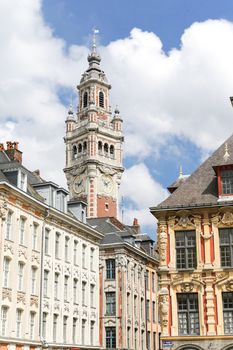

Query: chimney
[[5, 141, 22, 163], [132, 217, 141, 234], [0, 143, 5, 152]]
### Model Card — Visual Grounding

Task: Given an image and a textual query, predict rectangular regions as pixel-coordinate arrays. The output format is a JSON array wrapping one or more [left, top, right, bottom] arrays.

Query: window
[[99, 91, 104, 108], [31, 267, 37, 294], [152, 272, 155, 292], [74, 240, 78, 265], [44, 228, 49, 255], [104, 143, 109, 156], [145, 271, 149, 290], [30, 312, 35, 340], [53, 314, 58, 342], [106, 259, 115, 279], [82, 244, 86, 268], [32, 223, 38, 250], [127, 327, 130, 349], [90, 247, 94, 270], [222, 170, 233, 194], [42, 312, 47, 338], [127, 293, 130, 313], [73, 145, 77, 159], [3, 257, 10, 288], [134, 295, 137, 317], [64, 276, 69, 301], [73, 317, 77, 343], [106, 292, 116, 316], [83, 141, 87, 153], [141, 298, 144, 318], [147, 331, 150, 350], [65, 236, 69, 262], [78, 143, 82, 153], [5, 211, 12, 240], [223, 292, 233, 334], [19, 217, 25, 245], [1, 306, 8, 336], [176, 231, 197, 270], [91, 284, 94, 307], [20, 172, 26, 190], [16, 309, 22, 337], [90, 321, 95, 345], [146, 300, 150, 321], [219, 228, 233, 267], [63, 316, 68, 343], [82, 319, 86, 344], [83, 91, 88, 108], [110, 145, 114, 158], [18, 262, 24, 291], [141, 330, 144, 350], [135, 328, 138, 350], [106, 327, 116, 349], [54, 273, 59, 299], [73, 278, 78, 304], [98, 141, 103, 154], [177, 293, 199, 335], [55, 232, 60, 259], [152, 301, 156, 323], [43, 270, 49, 297], [82, 281, 86, 305], [153, 332, 156, 350]]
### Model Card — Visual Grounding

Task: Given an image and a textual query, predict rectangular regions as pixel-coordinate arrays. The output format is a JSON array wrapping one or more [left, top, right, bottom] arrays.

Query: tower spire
[[92, 28, 99, 54]]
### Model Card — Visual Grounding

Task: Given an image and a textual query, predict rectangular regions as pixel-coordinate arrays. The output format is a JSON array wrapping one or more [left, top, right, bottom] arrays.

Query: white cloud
[[1, 2, 233, 231]]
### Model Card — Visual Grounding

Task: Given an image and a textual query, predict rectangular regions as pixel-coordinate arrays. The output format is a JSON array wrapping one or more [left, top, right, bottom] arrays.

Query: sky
[[1, 0, 233, 237]]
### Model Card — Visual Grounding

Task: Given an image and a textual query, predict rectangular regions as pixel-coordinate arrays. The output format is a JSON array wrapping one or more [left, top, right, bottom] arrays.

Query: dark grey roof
[[155, 133, 233, 210], [101, 233, 124, 245], [0, 170, 9, 182], [0, 152, 10, 163], [87, 217, 118, 234]]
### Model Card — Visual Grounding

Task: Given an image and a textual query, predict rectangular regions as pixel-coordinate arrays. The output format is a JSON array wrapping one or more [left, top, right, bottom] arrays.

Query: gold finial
[[92, 28, 99, 53], [224, 142, 230, 161], [179, 165, 183, 178]]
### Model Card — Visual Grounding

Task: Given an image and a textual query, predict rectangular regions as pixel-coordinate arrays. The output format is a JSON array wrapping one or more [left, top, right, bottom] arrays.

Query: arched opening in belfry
[[78, 143, 82, 153], [73, 145, 77, 159], [98, 141, 103, 154], [110, 145, 115, 158], [99, 91, 104, 108], [104, 143, 109, 156], [83, 91, 88, 108]]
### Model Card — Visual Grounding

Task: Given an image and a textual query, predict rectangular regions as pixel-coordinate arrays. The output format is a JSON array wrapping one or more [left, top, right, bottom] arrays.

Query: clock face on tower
[[73, 174, 85, 195], [101, 174, 113, 194]]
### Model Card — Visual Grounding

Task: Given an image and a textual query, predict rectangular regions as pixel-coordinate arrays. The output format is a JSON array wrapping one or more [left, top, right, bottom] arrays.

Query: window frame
[[175, 230, 197, 270], [177, 293, 200, 335]]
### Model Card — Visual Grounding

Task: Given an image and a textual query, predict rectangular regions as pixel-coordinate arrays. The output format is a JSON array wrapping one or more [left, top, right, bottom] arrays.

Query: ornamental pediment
[[168, 210, 201, 229], [104, 319, 116, 326], [212, 209, 233, 226], [170, 272, 204, 292], [214, 272, 233, 291]]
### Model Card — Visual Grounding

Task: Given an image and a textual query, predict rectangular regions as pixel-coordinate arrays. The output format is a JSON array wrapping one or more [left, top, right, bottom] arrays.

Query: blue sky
[[2, 0, 233, 237]]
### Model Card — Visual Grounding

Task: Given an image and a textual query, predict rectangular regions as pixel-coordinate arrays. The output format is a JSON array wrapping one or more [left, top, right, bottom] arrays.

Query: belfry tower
[[64, 32, 124, 218]]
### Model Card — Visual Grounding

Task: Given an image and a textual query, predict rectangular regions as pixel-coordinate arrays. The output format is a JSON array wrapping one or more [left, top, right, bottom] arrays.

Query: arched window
[[104, 143, 108, 156], [98, 141, 103, 154], [99, 91, 104, 108], [73, 145, 77, 159], [78, 143, 82, 153], [83, 92, 88, 108], [110, 145, 115, 158], [83, 141, 87, 153]]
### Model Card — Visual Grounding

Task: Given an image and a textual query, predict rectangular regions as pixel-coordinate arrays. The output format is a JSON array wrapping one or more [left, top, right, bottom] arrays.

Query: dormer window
[[99, 91, 104, 108], [221, 170, 233, 194], [17, 169, 27, 192]]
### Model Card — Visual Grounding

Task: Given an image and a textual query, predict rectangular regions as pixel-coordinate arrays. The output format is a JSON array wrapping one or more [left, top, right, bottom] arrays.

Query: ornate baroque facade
[[151, 135, 233, 350], [0, 142, 102, 350]]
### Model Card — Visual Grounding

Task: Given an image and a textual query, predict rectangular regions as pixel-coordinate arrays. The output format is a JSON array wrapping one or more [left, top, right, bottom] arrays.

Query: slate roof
[[154, 133, 233, 210]]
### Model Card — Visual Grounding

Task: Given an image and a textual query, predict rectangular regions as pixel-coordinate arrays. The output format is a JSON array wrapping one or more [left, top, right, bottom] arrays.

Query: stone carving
[[55, 262, 62, 272], [70, 165, 86, 177], [116, 255, 127, 269], [19, 247, 27, 260], [64, 304, 70, 313], [216, 272, 229, 282], [82, 309, 88, 317], [54, 303, 60, 312], [180, 282, 194, 292], [90, 274, 96, 283], [159, 226, 167, 262], [200, 230, 214, 240], [82, 271, 88, 280], [30, 295, 39, 308], [98, 165, 117, 176], [64, 265, 71, 276], [91, 311, 96, 319], [222, 211, 233, 225], [31, 253, 40, 265], [44, 259, 51, 269], [226, 280, 233, 291], [73, 308, 79, 316], [159, 293, 169, 328], [0, 199, 8, 220], [4, 242, 13, 255], [17, 292, 26, 305], [2, 288, 12, 301], [43, 300, 49, 309]]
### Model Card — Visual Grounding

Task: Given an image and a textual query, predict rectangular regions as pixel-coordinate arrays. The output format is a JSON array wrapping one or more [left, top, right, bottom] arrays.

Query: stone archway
[[176, 345, 204, 350]]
